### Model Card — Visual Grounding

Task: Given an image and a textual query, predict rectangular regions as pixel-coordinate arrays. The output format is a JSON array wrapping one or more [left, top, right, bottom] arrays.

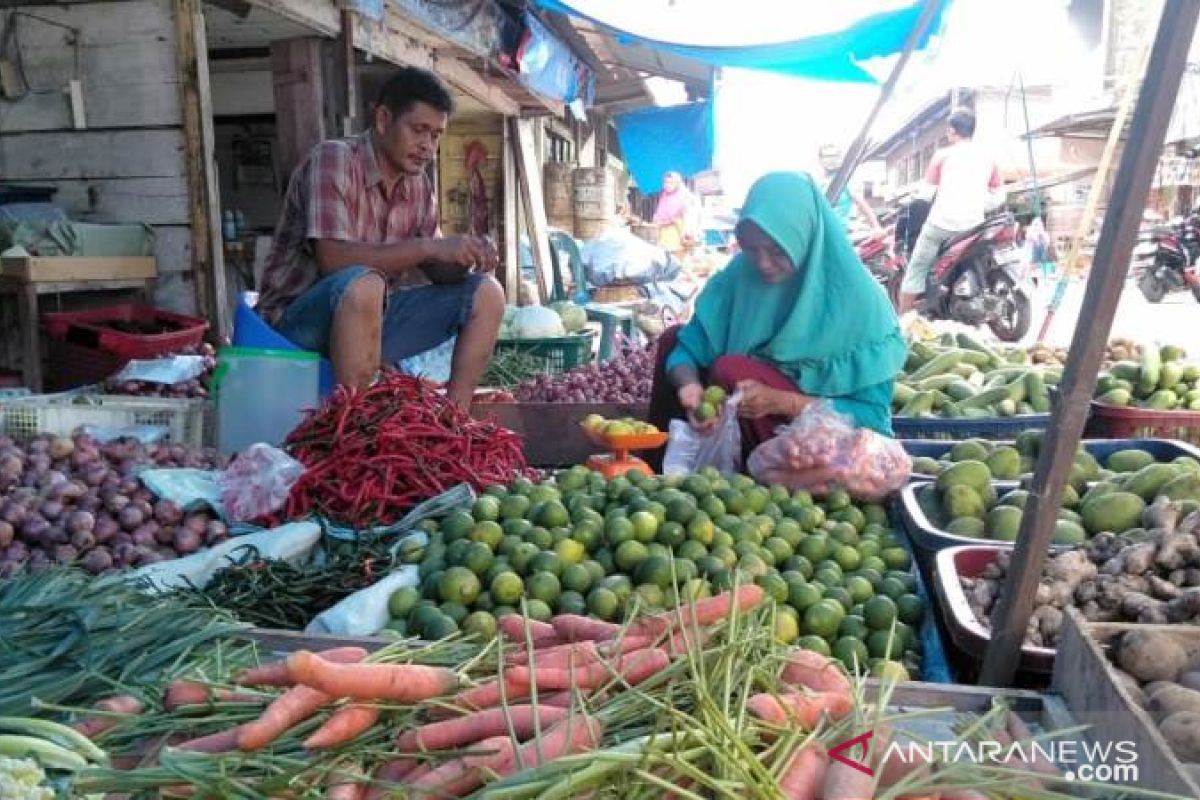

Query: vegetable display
[[282, 373, 531, 528], [0, 433, 227, 575], [1095, 343, 1200, 410], [479, 349, 547, 390], [962, 501, 1200, 647], [64, 591, 1111, 800], [893, 333, 1058, 419], [914, 441, 1200, 545], [389, 466, 927, 676], [514, 342, 654, 404]]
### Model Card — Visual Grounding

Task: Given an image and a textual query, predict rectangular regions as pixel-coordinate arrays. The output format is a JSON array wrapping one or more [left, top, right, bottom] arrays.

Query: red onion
[[22, 516, 49, 542], [173, 527, 203, 554], [154, 499, 183, 525], [77, 492, 101, 513], [103, 491, 130, 514], [0, 521, 12, 548], [27, 550, 50, 572], [184, 515, 207, 536], [205, 520, 229, 544], [66, 511, 95, 535], [79, 548, 113, 574], [43, 526, 68, 546], [111, 530, 132, 547], [118, 505, 145, 531], [94, 517, 119, 544], [70, 528, 95, 552], [136, 548, 166, 566], [48, 436, 74, 460], [1, 502, 24, 526], [40, 500, 64, 522], [113, 542, 137, 565], [7, 539, 28, 563], [53, 544, 78, 564], [152, 523, 174, 546], [130, 527, 157, 548]]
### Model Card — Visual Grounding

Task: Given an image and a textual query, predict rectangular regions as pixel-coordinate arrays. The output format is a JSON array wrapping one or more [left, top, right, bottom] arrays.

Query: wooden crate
[[470, 400, 652, 467], [1052, 609, 1200, 797], [0, 256, 156, 282]]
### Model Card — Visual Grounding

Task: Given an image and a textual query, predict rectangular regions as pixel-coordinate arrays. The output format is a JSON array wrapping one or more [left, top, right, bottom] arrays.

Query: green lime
[[803, 599, 845, 639], [856, 567, 884, 590], [789, 581, 824, 612], [814, 566, 843, 589], [825, 488, 852, 512], [879, 576, 907, 600], [686, 513, 715, 546], [438, 566, 482, 604], [554, 538, 586, 566], [867, 629, 904, 660], [483, 484, 509, 499], [635, 583, 665, 611], [897, 594, 925, 626], [738, 552, 770, 578], [587, 587, 621, 620], [571, 522, 602, 552], [845, 575, 875, 605], [863, 595, 899, 631], [534, 501, 570, 529], [784, 554, 814, 580], [756, 572, 790, 604], [440, 601, 469, 624], [440, 511, 476, 540], [473, 496, 501, 522], [857, 539, 882, 560], [839, 614, 870, 640], [526, 571, 562, 605], [605, 516, 636, 547], [524, 599, 553, 622], [677, 540, 708, 561], [832, 545, 862, 572], [626, 510, 658, 543], [387, 586, 420, 619], [490, 571, 524, 604], [598, 574, 633, 604], [653, 521, 684, 549], [525, 527, 553, 550], [797, 634, 832, 657], [798, 533, 831, 564], [485, 559, 514, 585], [614, 540, 650, 573], [712, 544, 738, 569], [422, 614, 459, 640], [764, 537, 794, 565], [881, 547, 913, 571], [594, 548, 615, 574], [502, 517, 533, 538], [774, 608, 801, 644], [510, 542, 540, 575], [562, 563, 593, 593], [557, 590, 588, 616], [583, 559, 606, 583], [833, 636, 870, 672], [824, 586, 854, 612], [469, 521, 504, 550], [635, 555, 675, 590], [870, 660, 911, 682], [528, 484, 561, 505], [528, 552, 563, 578], [383, 618, 407, 636], [666, 497, 698, 525], [774, 520, 803, 549], [829, 522, 860, 547], [556, 466, 591, 492]]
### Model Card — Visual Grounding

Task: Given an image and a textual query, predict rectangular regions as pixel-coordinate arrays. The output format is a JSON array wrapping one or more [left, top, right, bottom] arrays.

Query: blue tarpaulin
[[536, 0, 948, 83], [615, 102, 714, 190]]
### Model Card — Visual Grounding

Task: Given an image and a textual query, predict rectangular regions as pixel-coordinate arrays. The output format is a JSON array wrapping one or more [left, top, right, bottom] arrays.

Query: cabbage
[[509, 305, 565, 338], [549, 301, 587, 333]]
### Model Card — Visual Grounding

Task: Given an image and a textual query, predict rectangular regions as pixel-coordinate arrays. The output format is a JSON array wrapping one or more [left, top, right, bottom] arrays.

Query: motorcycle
[[1136, 212, 1200, 303], [892, 198, 1033, 342], [852, 223, 902, 305]]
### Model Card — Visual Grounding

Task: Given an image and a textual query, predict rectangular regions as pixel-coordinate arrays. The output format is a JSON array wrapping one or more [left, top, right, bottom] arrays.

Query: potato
[[1182, 763, 1200, 786], [1160, 712, 1200, 762], [1180, 672, 1200, 693], [1149, 685, 1200, 723], [1113, 669, 1148, 707], [1184, 648, 1200, 675], [1145, 681, 1179, 700], [1118, 630, 1188, 683]]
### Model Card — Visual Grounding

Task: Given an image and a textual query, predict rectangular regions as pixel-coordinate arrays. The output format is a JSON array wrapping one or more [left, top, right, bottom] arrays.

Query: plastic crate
[[933, 545, 1056, 676], [42, 303, 208, 359], [1087, 401, 1200, 447], [0, 394, 208, 447], [494, 331, 594, 375], [44, 338, 128, 391], [891, 413, 1051, 441]]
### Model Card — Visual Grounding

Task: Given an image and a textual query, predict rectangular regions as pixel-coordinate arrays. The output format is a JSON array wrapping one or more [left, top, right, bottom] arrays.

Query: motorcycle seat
[[935, 218, 995, 257]]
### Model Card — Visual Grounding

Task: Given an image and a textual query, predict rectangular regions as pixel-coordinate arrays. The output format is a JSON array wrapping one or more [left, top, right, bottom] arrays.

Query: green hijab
[[667, 171, 906, 398]]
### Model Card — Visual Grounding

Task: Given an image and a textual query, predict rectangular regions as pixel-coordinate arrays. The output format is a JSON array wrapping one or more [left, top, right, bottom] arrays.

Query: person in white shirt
[[898, 109, 1003, 314]]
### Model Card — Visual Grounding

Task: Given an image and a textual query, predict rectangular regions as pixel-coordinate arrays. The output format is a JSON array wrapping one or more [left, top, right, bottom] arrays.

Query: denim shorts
[[274, 266, 483, 364]]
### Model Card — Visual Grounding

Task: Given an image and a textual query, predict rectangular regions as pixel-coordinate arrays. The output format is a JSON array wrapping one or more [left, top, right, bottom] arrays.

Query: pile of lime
[[387, 466, 925, 676]]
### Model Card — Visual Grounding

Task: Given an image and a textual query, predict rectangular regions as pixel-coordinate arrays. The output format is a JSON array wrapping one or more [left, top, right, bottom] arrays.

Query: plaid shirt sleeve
[[305, 143, 355, 242]]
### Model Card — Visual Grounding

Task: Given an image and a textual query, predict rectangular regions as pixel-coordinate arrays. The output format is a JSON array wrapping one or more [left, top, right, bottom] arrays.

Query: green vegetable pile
[[392, 466, 927, 676], [1095, 343, 1200, 411], [893, 333, 1057, 419]]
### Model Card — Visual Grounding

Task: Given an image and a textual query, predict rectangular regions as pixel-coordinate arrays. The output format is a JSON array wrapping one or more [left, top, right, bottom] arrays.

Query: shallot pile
[[0, 433, 228, 577], [515, 343, 654, 403], [102, 342, 217, 399]]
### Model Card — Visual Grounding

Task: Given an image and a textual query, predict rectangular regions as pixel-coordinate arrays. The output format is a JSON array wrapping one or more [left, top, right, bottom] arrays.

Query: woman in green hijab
[[648, 171, 906, 462]]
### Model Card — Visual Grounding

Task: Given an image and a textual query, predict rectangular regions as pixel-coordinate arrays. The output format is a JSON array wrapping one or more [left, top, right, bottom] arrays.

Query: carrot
[[288, 650, 458, 702], [448, 674, 531, 713], [939, 792, 990, 800], [238, 685, 332, 751], [237, 647, 368, 687], [305, 704, 381, 749], [163, 680, 260, 711], [597, 635, 657, 656], [821, 757, 877, 800], [778, 742, 828, 800], [406, 735, 517, 798], [176, 726, 244, 753], [1007, 711, 1062, 778], [507, 647, 670, 691], [362, 758, 420, 800], [630, 585, 765, 636], [396, 704, 570, 752], [780, 649, 852, 695], [498, 615, 558, 643], [491, 714, 604, 777], [550, 614, 620, 642], [747, 690, 853, 730], [324, 761, 364, 800], [504, 641, 603, 669], [73, 694, 144, 739]]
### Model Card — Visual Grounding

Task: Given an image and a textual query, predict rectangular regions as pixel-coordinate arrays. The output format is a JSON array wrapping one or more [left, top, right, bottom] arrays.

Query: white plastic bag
[[305, 557, 422, 637], [219, 444, 305, 523], [663, 394, 742, 475]]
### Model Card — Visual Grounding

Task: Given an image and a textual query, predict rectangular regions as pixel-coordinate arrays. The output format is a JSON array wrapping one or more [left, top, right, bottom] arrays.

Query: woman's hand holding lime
[[678, 383, 719, 433]]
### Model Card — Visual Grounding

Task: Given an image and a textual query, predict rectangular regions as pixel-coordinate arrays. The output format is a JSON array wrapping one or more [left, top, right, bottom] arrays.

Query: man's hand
[[426, 235, 499, 272], [736, 379, 806, 419], [678, 383, 718, 433]]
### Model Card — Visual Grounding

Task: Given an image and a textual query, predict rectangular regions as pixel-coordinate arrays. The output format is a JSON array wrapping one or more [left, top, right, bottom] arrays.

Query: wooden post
[[174, 0, 228, 334], [979, 0, 1200, 688], [271, 38, 335, 185], [501, 118, 521, 301], [341, 8, 359, 136], [825, 0, 942, 204], [510, 118, 554, 303]]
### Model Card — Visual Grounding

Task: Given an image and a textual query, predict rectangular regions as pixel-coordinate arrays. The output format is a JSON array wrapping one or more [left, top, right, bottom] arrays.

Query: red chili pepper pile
[[282, 373, 529, 527]]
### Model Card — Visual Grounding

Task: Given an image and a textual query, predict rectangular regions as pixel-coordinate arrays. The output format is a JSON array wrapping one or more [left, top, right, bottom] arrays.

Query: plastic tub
[[901, 437, 1200, 481], [933, 545, 1057, 675], [895, 482, 1065, 560], [232, 293, 334, 399], [215, 347, 320, 454], [1087, 402, 1200, 447]]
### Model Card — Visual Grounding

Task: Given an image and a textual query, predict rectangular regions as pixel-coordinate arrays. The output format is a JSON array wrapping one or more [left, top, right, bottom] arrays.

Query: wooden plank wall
[[0, 0, 195, 313], [437, 113, 503, 238]]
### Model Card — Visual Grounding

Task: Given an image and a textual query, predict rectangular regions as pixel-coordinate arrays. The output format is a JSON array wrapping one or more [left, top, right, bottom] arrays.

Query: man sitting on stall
[[257, 67, 503, 405]]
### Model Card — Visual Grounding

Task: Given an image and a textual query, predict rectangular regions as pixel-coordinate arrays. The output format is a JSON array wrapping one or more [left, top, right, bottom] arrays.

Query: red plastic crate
[[44, 339, 127, 391], [42, 304, 208, 360], [1087, 401, 1200, 447]]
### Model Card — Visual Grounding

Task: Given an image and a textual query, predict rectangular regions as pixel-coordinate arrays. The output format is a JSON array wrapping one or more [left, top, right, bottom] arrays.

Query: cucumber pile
[[1095, 344, 1200, 411], [893, 333, 1057, 419]]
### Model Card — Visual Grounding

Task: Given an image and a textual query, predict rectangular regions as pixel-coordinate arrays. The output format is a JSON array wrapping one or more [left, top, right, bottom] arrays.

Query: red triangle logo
[[828, 730, 875, 776]]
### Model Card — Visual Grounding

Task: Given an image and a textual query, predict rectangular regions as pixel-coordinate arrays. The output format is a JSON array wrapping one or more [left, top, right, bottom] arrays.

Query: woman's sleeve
[[829, 379, 896, 437]]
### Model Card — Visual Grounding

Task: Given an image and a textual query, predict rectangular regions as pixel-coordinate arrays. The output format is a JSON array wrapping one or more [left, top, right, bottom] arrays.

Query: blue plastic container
[[901, 437, 1200, 481], [232, 293, 334, 398], [892, 414, 1051, 441]]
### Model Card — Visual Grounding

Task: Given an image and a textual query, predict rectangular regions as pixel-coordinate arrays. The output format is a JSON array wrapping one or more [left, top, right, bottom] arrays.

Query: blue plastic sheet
[[615, 102, 714, 190], [536, 0, 949, 83]]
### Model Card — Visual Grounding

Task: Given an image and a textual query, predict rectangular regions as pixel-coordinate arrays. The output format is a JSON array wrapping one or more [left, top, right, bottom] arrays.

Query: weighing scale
[[582, 425, 669, 478]]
